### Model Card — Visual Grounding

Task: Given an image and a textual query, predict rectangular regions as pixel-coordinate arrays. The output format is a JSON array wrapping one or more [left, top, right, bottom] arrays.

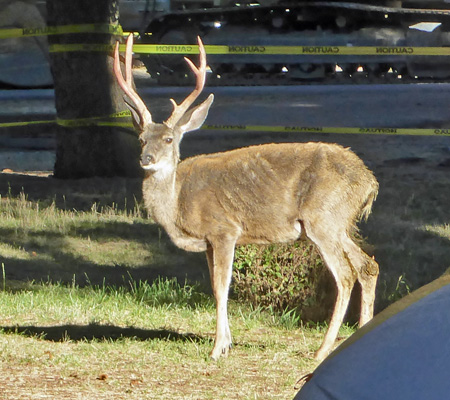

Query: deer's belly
[[170, 234, 208, 252], [237, 220, 302, 245]]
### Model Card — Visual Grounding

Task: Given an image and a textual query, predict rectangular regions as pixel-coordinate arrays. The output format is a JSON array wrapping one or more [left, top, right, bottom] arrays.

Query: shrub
[[232, 241, 335, 321]]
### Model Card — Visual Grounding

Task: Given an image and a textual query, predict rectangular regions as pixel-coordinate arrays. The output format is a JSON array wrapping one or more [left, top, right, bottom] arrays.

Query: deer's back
[[176, 142, 377, 244]]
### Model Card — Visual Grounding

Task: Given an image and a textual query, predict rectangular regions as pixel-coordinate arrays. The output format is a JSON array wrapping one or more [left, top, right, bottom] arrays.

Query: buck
[[113, 35, 379, 361]]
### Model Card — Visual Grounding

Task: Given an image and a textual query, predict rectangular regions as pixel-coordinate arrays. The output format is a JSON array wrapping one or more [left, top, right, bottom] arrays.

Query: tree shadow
[[0, 218, 209, 289], [0, 172, 143, 211], [0, 323, 270, 353], [0, 323, 208, 344], [2, 131, 450, 319]]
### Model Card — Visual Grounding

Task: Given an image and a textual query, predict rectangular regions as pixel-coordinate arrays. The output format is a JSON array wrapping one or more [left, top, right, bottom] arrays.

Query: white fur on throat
[[142, 158, 175, 180]]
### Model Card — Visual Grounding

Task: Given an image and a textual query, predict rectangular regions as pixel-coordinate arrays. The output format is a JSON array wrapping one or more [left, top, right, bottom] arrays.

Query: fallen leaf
[[130, 378, 143, 386]]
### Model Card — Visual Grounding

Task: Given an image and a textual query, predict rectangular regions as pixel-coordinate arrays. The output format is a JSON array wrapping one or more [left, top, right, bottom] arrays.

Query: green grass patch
[[0, 192, 207, 286], [0, 191, 347, 399], [233, 242, 332, 322], [0, 278, 347, 399]]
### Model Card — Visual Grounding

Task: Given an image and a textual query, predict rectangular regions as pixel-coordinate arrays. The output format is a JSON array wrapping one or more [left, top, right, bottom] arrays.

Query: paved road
[[139, 83, 450, 130], [1, 83, 449, 170], [2, 83, 450, 128]]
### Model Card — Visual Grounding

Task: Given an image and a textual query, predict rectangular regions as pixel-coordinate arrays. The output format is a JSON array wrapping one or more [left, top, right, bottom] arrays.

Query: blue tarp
[[294, 274, 450, 400]]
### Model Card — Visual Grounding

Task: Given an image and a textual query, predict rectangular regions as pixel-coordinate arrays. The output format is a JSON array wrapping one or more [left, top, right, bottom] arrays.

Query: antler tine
[[164, 36, 207, 129], [113, 34, 152, 128], [124, 32, 133, 84]]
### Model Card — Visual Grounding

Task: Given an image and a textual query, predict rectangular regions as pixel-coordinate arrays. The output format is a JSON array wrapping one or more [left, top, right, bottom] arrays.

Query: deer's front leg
[[206, 238, 236, 361]]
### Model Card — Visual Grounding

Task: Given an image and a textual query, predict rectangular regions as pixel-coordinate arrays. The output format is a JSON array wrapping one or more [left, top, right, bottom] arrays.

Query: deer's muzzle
[[141, 153, 154, 167]]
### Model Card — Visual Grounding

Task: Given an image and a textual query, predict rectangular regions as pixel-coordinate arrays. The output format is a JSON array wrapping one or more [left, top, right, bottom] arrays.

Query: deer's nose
[[141, 154, 154, 166]]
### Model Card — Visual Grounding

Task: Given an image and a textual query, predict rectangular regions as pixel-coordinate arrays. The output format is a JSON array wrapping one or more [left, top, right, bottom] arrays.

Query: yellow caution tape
[[0, 23, 123, 39], [0, 110, 132, 129], [0, 119, 55, 128], [1, 112, 448, 136], [132, 44, 450, 56], [203, 124, 450, 136], [56, 110, 132, 127], [1, 22, 448, 56], [123, 31, 140, 37], [48, 43, 450, 56], [49, 43, 116, 53]]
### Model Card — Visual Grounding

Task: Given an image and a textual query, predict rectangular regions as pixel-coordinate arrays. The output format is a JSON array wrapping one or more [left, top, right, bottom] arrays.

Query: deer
[[113, 34, 379, 361]]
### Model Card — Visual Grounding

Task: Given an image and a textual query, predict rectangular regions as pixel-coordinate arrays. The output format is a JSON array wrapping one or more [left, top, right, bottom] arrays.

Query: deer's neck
[[143, 170, 178, 230], [142, 170, 207, 252]]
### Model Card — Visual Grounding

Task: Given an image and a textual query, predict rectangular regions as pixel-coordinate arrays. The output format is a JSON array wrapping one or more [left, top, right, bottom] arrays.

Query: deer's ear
[[177, 94, 214, 134]]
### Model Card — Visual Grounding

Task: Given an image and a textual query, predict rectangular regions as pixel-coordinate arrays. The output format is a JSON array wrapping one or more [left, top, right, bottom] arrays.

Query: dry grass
[[0, 191, 208, 287], [0, 192, 341, 399], [0, 279, 340, 400], [0, 126, 449, 398], [365, 160, 450, 309]]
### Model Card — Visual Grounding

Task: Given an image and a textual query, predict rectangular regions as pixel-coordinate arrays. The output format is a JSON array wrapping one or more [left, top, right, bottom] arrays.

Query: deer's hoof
[[313, 347, 329, 362], [210, 342, 232, 361]]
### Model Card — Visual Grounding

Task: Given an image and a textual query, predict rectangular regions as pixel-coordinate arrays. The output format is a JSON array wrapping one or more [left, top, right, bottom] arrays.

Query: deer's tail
[[359, 180, 379, 222]]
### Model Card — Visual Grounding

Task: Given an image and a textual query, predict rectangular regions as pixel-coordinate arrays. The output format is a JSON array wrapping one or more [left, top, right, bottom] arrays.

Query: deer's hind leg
[[342, 235, 379, 327], [303, 221, 358, 361]]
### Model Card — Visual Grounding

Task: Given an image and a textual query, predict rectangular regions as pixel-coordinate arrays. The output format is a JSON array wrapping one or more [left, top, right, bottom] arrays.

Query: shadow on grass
[[0, 173, 210, 288], [0, 173, 143, 211], [0, 221, 209, 289], [2, 147, 450, 319], [0, 324, 269, 353], [0, 323, 209, 344]]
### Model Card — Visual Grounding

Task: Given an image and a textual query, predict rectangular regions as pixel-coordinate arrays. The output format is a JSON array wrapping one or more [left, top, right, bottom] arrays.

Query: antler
[[164, 36, 207, 129], [114, 34, 152, 129]]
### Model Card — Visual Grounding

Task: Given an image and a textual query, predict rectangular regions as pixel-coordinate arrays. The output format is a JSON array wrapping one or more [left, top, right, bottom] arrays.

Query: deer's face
[[139, 123, 180, 175], [113, 34, 213, 179], [137, 92, 214, 177]]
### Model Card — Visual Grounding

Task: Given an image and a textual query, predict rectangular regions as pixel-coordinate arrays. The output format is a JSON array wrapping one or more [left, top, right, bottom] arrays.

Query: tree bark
[[47, 0, 142, 178]]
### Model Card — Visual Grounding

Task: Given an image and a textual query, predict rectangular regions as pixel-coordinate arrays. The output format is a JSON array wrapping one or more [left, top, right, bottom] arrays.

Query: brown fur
[[114, 36, 379, 361], [142, 139, 379, 361], [174, 142, 377, 246]]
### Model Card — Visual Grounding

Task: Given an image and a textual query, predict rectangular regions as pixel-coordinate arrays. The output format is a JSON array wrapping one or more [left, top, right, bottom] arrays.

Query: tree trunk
[[47, 0, 142, 178]]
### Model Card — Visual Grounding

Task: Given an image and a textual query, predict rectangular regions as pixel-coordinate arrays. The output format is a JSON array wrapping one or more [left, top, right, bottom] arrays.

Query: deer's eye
[[164, 137, 173, 144]]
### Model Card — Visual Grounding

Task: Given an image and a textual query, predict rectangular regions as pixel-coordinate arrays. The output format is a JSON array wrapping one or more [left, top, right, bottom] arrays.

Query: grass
[[0, 192, 208, 287], [0, 192, 348, 399], [365, 162, 450, 309], [0, 278, 344, 400], [1, 155, 449, 398]]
